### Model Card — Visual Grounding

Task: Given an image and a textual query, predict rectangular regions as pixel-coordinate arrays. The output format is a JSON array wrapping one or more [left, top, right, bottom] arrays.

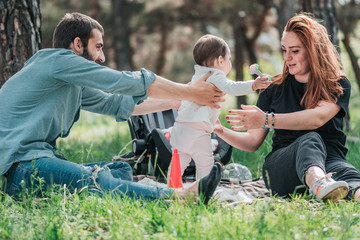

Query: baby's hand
[[252, 75, 272, 91]]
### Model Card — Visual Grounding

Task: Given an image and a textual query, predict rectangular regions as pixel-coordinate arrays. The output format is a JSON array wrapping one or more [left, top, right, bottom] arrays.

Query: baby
[[169, 34, 270, 180]]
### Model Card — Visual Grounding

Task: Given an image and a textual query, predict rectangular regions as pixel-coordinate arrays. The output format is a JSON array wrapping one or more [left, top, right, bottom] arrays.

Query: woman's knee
[[297, 132, 326, 157], [300, 132, 324, 146]]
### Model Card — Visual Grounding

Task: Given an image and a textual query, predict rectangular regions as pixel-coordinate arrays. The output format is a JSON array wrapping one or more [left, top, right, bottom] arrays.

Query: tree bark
[[301, 0, 339, 47], [247, 1, 272, 67], [233, 2, 272, 107], [233, 15, 247, 108], [111, 0, 133, 71], [0, 0, 41, 87], [155, 14, 168, 75], [275, 0, 294, 39], [89, 0, 101, 22], [337, 0, 360, 90], [342, 34, 360, 92]]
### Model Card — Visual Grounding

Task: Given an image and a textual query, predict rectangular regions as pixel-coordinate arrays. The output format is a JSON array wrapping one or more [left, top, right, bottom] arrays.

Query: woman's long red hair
[[272, 13, 346, 109]]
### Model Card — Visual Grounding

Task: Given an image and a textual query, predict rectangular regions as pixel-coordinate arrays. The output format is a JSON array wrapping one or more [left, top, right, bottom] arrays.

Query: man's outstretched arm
[[132, 98, 180, 116], [147, 72, 225, 109]]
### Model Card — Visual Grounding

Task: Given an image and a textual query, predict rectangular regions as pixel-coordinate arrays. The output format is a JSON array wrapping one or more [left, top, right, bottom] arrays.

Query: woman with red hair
[[215, 13, 360, 201]]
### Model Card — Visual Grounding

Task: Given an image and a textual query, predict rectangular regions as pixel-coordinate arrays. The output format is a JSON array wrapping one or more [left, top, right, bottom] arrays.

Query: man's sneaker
[[310, 173, 349, 201]]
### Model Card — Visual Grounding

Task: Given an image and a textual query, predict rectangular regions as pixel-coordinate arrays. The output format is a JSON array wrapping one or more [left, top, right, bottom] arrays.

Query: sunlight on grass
[[59, 111, 130, 143], [2, 192, 360, 239], [56, 111, 133, 164]]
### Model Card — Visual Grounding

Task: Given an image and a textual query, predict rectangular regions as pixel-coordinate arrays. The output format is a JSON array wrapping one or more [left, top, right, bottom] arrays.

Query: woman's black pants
[[262, 132, 360, 198]]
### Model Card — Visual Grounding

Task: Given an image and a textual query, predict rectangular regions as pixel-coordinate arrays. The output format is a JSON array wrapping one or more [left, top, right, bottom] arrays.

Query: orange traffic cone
[[168, 149, 183, 188]]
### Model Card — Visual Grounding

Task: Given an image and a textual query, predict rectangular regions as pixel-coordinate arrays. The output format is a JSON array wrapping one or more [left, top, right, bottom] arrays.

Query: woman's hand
[[226, 105, 266, 131]]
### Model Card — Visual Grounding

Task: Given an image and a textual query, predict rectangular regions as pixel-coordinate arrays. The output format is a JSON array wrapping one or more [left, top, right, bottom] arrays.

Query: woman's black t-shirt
[[256, 75, 351, 159]]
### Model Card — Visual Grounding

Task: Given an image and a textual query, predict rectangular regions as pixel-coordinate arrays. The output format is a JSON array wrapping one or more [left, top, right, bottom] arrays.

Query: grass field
[[1, 109, 360, 239]]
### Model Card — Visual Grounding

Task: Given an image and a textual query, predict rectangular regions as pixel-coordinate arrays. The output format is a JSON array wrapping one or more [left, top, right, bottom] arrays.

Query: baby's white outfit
[[170, 65, 254, 179]]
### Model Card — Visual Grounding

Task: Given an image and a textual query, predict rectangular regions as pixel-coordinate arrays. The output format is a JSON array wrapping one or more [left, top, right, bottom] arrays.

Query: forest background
[[1, 0, 360, 113]]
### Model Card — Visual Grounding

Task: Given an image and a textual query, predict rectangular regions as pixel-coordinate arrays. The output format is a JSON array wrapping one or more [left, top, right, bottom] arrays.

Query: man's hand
[[189, 71, 225, 109], [147, 73, 224, 108], [171, 99, 181, 110]]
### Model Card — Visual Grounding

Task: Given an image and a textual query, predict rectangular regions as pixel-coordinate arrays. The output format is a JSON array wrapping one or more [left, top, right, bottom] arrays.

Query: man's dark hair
[[53, 12, 104, 49]]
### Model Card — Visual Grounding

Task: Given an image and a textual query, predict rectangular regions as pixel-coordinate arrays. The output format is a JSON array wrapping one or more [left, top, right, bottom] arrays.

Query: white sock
[[305, 166, 326, 188]]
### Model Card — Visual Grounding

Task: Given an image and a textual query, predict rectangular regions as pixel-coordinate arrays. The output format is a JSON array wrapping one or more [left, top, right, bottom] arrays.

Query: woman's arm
[[226, 101, 341, 131], [214, 121, 268, 152]]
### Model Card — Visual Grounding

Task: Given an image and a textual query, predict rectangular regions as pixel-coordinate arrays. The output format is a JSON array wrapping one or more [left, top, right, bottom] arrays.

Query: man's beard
[[82, 46, 101, 64]]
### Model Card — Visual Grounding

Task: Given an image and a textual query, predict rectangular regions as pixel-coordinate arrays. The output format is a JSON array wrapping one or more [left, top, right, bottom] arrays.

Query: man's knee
[[108, 161, 133, 181]]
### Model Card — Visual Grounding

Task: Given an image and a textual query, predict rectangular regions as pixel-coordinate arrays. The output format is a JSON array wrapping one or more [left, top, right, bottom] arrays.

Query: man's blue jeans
[[3, 156, 172, 199]]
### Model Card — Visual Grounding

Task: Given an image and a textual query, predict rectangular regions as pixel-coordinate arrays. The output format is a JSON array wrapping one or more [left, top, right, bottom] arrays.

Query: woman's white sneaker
[[310, 173, 349, 201]]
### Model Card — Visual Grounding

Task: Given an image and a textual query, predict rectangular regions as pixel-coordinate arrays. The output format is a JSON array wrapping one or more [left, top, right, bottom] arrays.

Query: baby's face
[[219, 50, 232, 75]]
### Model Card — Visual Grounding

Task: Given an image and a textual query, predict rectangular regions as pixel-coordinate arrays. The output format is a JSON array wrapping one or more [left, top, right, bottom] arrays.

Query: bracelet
[[270, 112, 275, 131], [262, 112, 269, 130]]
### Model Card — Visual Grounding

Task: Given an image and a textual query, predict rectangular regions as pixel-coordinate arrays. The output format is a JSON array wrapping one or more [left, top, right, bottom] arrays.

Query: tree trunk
[[111, 0, 133, 71], [247, 1, 272, 68], [337, 0, 360, 90], [233, 15, 247, 108], [155, 14, 168, 75], [89, 0, 102, 22], [275, 0, 294, 39], [301, 0, 339, 47], [0, 0, 41, 87], [343, 34, 360, 93], [233, 2, 272, 107]]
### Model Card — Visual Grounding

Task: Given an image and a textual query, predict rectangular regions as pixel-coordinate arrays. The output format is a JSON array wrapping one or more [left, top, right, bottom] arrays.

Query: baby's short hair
[[193, 34, 229, 67]]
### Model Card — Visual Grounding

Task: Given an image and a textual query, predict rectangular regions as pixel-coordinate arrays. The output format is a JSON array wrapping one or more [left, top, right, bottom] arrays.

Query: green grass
[[1, 186, 360, 239], [1, 110, 360, 239]]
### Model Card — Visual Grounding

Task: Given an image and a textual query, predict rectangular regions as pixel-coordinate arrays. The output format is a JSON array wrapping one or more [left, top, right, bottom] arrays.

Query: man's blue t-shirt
[[0, 48, 155, 175]]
